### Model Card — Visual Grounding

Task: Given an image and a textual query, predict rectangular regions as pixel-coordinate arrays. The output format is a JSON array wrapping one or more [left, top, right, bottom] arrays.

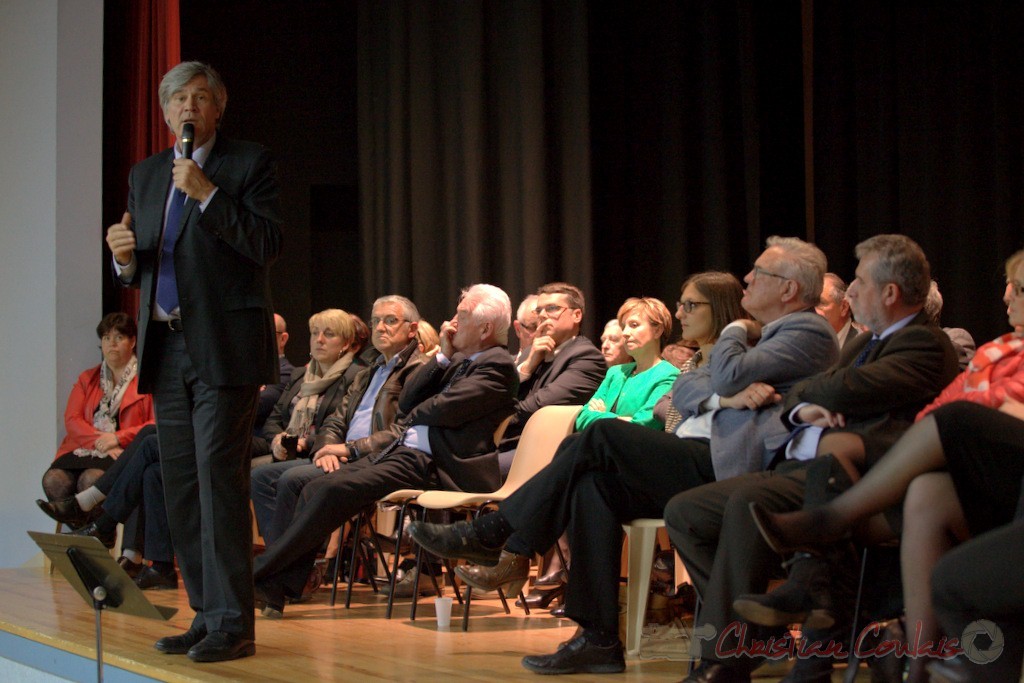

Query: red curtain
[[116, 0, 181, 315]]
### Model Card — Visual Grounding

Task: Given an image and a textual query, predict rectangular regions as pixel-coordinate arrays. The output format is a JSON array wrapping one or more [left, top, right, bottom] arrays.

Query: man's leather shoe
[[116, 556, 143, 579], [154, 624, 207, 655], [387, 566, 443, 598], [254, 579, 286, 618], [186, 631, 255, 662], [36, 496, 89, 527], [134, 565, 179, 590], [681, 660, 752, 683], [407, 520, 502, 566], [520, 634, 625, 674], [455, 550, 530, 595], [67, 522, 116, 549]]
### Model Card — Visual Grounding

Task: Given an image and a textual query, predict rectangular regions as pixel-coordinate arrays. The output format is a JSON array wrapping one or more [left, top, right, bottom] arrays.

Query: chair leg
[[343, 513, 363, 608], [410, 541, 425, 621], [688, 593, 702, 673], [624, 524, 659, 656], [462, 585, 473, 632], [843, 547, 870, 683], [385, 502, 411, 620], [442, 559, 463, 605], [329, 531, 345, 605]]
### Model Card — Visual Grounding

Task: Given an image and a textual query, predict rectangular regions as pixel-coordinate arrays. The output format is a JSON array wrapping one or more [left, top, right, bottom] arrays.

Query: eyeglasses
[[1009, 280, 1024, 297], [752, 265, 790, 282], [371, 315, 407, 329], [676, 300, 711, 313], [101, 334, 129, 344], [534, 304, 569, 318]]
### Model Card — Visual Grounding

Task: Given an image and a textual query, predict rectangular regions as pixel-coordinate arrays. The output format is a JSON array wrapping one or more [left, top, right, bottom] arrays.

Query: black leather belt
[[167, 318, 184, 332]]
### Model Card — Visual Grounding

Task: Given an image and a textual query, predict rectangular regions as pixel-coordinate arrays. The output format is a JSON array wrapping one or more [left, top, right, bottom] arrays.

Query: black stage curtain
[[812, 1, 1024, 344]]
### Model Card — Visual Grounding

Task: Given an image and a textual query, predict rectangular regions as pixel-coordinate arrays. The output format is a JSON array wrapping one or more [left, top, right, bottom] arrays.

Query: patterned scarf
[[285, 351, 355, 438], [73, 356, 138, 457]]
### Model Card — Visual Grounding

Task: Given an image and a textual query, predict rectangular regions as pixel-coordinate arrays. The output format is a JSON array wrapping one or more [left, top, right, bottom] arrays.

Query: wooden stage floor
[[0, 566, 690, 682]]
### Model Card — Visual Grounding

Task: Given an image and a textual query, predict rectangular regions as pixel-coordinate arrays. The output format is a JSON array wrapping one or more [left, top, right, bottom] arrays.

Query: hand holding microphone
[[172, 122, 216, 202]]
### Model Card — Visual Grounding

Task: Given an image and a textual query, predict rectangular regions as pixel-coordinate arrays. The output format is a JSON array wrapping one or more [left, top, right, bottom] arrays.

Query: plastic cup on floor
[[435, 596, 453, 629]]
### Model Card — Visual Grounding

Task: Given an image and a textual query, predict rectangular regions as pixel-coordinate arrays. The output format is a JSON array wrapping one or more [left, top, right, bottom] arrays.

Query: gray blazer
[[671, 310, 839, 480]]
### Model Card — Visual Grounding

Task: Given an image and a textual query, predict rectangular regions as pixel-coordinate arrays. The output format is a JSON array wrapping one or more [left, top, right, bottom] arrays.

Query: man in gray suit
[[668, 234, 959, 683], [409, 236, 838, 675]]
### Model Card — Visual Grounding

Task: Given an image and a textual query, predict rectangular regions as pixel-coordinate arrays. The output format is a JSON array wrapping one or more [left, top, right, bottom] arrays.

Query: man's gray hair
[[373, 295, 421, 322], [516, 294, 538, 324], [766, 235, 827, 306], [159, 61, 228, 118], [855, 234, 931, 307], [823, 273, 847, 304], [461, 284, 512, 345]]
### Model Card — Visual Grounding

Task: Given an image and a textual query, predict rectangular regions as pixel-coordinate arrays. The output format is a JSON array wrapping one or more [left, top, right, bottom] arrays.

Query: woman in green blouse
[[575, 297, 679, 431]]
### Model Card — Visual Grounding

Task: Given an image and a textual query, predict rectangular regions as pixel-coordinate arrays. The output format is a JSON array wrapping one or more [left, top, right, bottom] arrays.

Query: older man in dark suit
[[251, 284, 518, 617], [668, 235, 959, 683], [105, 61, 281, 662]]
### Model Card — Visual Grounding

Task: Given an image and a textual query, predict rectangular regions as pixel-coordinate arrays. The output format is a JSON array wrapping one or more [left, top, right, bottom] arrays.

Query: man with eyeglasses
[[503, 283, 606, 460], [409, 237, 839, 674], [250, 296, 428, 548], [252, 284, 518, 617]]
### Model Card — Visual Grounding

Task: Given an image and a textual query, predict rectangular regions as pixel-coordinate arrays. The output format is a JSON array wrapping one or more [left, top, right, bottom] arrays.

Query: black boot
[[733, 552, 839, 629]]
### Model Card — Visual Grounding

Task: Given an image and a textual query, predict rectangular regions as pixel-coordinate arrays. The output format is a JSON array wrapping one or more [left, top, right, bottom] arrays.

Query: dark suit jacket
[[311, 340, 428, 458], [782, 310, 960, 463], [501, 335, 605, 449], [398, 345, 518, 492], [124, 136, 282, 391]]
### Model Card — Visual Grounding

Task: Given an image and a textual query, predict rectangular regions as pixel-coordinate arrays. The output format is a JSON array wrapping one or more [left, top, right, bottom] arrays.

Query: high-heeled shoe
[[749, 502, 847, 555], [36, 496, 89, 528], [533, 567, 568, 588], [516, 583, 565, 609]]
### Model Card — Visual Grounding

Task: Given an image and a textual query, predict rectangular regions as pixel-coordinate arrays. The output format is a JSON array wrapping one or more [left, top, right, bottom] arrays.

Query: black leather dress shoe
[[521, 634, 625, 674], [134, 565, 179, 590], [116, 556, 143, 579], [407, 520, 502, 566], [36, 496, 88, 527], [681, 660, 752, 683], [67, 522, 116, 549], [154, 624, 207, 655], [186, 631, 255, 662]]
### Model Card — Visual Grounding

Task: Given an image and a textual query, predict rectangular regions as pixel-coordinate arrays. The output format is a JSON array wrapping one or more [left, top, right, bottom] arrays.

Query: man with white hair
[[252, 284, 518, 616]]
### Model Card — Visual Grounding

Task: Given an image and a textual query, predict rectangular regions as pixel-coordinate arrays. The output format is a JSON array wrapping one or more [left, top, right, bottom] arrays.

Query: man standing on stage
[[105, 61, 281, 662]]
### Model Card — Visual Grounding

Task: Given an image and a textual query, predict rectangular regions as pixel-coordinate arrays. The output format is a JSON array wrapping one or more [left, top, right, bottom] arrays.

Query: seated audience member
[[38, 313, 154, 510], [409, 237, 838, 675], [66, 428, 179, 590], [741, 248, 1024, 683], [255, 313, 296, 433], [573, 296, 680, 432], [501, 283, 606, 459], [512, 294, 540, 365], [924, 279, 977, 371], [817, 272, 857, 349], [662, 340, 697, 369], [251, 296, 426, 545], [667, 235, 959, 683], [598, 318, 631, 367], [250, 309, 369, 468], [415, 319, 440, 356], [252, 284, 518, 617]]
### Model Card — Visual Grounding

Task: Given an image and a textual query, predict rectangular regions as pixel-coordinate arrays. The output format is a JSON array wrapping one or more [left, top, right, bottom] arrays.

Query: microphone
[[181, 122, 195, 160]]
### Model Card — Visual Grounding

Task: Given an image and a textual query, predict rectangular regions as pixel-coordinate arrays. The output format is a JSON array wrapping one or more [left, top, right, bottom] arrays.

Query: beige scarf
[[285, 351, 355, 437]]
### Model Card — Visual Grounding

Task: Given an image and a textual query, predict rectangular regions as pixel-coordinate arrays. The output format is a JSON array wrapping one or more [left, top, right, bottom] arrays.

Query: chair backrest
[[498, 404, 581, 496], [492, 414, 514, 446]]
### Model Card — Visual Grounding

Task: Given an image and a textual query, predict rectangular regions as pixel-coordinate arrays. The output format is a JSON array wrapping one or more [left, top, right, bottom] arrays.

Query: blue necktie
[[155, 186, 187, 314], [854, 337, 881, 367]]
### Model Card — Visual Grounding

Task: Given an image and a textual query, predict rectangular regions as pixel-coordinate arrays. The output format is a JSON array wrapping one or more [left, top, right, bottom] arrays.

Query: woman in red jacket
[[38, 312, 154, 507]]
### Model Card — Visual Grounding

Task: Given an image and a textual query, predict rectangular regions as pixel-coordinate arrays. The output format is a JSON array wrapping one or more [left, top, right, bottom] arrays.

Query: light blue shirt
[[346, 354, 400, 442]]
